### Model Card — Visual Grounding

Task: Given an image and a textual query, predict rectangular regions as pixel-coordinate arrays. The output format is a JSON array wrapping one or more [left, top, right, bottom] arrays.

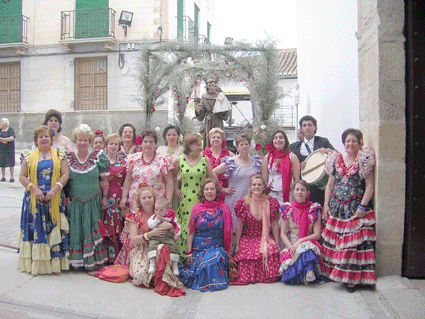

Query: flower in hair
[[155, 127, 161, 133], [264, 186, 272, 195], [79, 124, 91, 133], [255, 143, 262, 151], [139, 182, 148, 189], [266, 144, 275, 153], [94, 130, 104, 136], [135, 136, 142, 145]]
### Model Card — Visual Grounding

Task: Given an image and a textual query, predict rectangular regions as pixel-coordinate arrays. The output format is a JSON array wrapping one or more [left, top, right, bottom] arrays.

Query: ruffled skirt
[[179, 246, 229, 292], [322, 211, 376, 285], [67, 193, 107, 269], [129, 243, 185, 297], [279, 241, 327, 285], [231, 236, 280, 285], [17, 191, 69, 275], [114, 223, 133, 267]]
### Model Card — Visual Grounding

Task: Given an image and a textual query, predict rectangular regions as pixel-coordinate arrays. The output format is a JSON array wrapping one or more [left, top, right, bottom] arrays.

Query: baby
[[147, 198, 181, 275]]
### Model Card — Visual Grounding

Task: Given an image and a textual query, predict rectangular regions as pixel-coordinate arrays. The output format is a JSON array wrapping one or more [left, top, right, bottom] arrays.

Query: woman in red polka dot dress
[[231, 174, 281, 285]]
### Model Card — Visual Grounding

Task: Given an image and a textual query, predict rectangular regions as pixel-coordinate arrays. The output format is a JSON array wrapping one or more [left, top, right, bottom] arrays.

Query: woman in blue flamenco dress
[[17, 125, 70, 275], [279, 180, 328, 285], [179, 178, 233, 292]]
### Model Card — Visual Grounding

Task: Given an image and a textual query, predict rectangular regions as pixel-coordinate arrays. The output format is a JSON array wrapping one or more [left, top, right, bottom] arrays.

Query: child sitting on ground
[[147, 198, 181, 275]]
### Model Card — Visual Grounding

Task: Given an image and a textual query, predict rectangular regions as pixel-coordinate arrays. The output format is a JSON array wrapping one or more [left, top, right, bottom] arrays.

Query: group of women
[[17, 109, 376, 296]]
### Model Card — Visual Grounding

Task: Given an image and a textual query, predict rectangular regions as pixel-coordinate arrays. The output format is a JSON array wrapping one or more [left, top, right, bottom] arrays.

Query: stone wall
[[4, 109, 169, 150], [357, 0, 406, 275]]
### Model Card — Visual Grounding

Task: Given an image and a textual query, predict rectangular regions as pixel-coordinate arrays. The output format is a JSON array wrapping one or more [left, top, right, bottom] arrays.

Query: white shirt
[[300, 137, 315, 157]]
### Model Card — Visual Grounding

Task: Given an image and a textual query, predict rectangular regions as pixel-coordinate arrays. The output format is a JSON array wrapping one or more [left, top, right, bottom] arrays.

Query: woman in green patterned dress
[[66, 124, 110, 270], [173, 134, 214, 259]]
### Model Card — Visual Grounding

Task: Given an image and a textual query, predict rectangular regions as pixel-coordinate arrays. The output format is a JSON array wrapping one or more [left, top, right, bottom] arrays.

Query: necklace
[[122, 144, 134, 155], [142, 152, 155, 165], [167, 145, 178, 155], [40, 151, 48, 160], [77, 152, 89, 164], [237, 155, 250, 167]]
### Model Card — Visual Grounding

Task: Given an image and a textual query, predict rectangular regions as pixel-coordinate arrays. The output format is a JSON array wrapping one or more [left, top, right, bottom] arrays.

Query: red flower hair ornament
[[94, 130, 104, 136], [138, 182, 149, 189], [135, 136, 142, 145]]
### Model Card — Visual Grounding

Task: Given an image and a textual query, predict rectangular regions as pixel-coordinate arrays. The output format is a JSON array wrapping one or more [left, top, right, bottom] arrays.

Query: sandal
[[0, 178, 5, 182], [9, 179, 14, 183]]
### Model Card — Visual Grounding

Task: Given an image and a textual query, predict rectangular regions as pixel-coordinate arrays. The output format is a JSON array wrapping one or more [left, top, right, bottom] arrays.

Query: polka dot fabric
[[231, 197, 280, 285], [176, 155, 207, 259]]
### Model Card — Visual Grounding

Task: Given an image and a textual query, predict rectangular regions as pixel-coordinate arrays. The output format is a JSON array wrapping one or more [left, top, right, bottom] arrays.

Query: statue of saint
[[195, 76, 231, 147]]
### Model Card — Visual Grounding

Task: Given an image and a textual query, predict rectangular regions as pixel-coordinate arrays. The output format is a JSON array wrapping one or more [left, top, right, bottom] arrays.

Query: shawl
[[250, 195, 274, 270], [290, 200, 314, 239], [188, 201, 233, 253], [28, 147, 62, 228], [266, 144, 293, 202]]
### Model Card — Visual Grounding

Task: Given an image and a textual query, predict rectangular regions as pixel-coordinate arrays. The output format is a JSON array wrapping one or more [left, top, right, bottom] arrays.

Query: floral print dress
[[103, 157, 126, 263], [179, 205, 230, 292], [17, 150, 69, 275], [125, 152, 173, 211], [322, 148, 377, 285]]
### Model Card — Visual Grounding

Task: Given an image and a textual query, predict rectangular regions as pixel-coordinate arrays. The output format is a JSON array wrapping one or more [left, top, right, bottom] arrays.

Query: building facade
[[0, 0, 215, 148]]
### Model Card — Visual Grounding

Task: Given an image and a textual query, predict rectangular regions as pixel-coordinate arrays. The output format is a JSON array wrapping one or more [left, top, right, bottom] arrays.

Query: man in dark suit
[[289, 115, 334, 205]]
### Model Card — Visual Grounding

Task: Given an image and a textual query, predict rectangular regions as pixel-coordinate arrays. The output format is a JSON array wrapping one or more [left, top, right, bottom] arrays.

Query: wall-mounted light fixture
[[118, 11, 133, 37], [224, 37, 233, 45]]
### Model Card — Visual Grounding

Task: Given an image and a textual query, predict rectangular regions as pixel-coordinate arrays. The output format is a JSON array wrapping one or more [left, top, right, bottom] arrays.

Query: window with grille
[[0, 62, 20, 112], [75, 56, 107, 110]]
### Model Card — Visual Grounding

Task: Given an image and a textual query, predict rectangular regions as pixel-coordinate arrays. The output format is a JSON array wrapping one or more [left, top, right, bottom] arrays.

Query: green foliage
[[138, 38, 281, 135]]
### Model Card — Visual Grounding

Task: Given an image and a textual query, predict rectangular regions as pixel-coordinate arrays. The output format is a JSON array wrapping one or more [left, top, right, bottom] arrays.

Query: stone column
[[357, 0, 406, 275]]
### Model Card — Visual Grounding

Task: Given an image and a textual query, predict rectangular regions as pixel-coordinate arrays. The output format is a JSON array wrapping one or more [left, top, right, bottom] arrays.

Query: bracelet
[[102, 194, 108, 197], [27, 183, 34, 191], [143, 233, 150, 241], [55, 182, 63, 190], [185, 254, 192, 258], [185, 251, 192, 256], [358, 204, 367, 211]]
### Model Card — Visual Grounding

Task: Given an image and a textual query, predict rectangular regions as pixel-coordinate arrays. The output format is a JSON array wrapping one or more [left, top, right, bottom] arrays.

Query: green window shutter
[[0, 0, 23, 44], [76, 0, 109, 39], [177, 0, 184, 40], [194, 5, 199, 39]]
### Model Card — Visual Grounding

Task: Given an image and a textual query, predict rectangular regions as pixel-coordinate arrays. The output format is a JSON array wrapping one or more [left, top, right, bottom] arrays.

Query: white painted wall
[[296, 0, 359, 151]]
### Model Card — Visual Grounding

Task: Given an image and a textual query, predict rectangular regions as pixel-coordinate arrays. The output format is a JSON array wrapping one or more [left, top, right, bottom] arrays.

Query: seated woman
[[18, 125, 70, 275], [179, 178, 233, 292], [279, 180, 327, 285], [231, 175, 280, 285], [126, 185, 185, 297]]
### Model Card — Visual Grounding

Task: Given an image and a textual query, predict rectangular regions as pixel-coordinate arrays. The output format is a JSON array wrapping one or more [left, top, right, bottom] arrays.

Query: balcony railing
[[61, 8, 115, 41], [0, 15, 28, 45], [273, 105, 297, 128], [198, 35, 209, 44], [178, 15, 200, 44]]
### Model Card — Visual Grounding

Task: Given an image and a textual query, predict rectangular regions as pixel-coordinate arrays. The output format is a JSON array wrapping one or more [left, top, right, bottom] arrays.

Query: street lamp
[[224, 37, 233, 45], [118, 10, 133, 37]]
